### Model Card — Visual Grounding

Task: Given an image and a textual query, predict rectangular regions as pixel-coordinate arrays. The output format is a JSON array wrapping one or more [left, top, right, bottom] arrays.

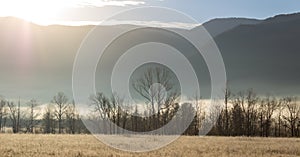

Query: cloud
[[100, 20, 200, 29], [70, 0, 146, 7], [32, 19, 200, 29]]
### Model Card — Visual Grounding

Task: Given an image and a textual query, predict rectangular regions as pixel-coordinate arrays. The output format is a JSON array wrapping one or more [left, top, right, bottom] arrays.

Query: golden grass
[[0, 134, 299, 157]]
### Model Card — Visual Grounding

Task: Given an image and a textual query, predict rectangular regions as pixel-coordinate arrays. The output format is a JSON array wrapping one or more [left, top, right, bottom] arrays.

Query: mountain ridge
[[0, 12, 300, 101]]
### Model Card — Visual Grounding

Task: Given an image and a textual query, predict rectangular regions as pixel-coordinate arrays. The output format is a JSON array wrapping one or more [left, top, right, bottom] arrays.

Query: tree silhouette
[[52, 92, 69, 134]]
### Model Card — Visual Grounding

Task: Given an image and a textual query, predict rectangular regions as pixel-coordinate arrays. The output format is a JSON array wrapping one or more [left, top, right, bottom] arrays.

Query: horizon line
[[2, 11, 299, 28]]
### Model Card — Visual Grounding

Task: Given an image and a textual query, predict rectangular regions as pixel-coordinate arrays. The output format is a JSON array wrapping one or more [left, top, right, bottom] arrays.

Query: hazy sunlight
[[0, 0, 68, 23]]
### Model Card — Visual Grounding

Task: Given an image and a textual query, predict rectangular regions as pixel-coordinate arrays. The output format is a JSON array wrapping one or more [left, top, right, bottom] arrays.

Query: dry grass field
[[0, 134, 299, 157]]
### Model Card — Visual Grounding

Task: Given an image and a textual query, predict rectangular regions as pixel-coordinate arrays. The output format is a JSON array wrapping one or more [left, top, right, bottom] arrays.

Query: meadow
[[0, 134, 299, 157]]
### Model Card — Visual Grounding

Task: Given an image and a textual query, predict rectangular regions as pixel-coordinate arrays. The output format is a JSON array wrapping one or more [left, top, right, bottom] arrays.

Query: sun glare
[[0, 0, 65, 24]]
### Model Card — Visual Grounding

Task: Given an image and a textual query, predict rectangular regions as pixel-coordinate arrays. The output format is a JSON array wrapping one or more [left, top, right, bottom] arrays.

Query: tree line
[[0, 93, 88, 134], [208, 89, 300, 137], [0, 67, 299, 137]]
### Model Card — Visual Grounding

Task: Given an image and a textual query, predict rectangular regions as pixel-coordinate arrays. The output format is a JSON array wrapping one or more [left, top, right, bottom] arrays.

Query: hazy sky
[[0, 0, 300, 25]]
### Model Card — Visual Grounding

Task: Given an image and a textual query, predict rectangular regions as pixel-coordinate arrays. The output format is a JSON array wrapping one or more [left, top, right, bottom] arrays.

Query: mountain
[[262, 12, 300, 24], [213, 14, 300, 96], [201, 18, 262, 37], [0, 13, 300, 101]]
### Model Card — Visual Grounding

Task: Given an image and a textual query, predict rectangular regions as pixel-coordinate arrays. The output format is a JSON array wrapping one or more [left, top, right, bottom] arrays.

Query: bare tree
[[0, 97, 6, 132], [133, 67, 179, 130], [7, 101, 18, 133], [120, 102, 131, 133], [27, 99, 39, 133], [276, 99, 285, 137], [243, 89, 259, 136], [110, 93, 125, 134], [259, 96, 280, 137], [213, 87, 232, 136], [52, 92, 69, 134], [224, 87, 231, 136], [282, 97, 299, 137], [66, 100, 77, 134], [43, 104, 56, 134], [230, 89, 259, 136], [90, 92, 111, 133], [231, 102, 244, 136], [193, 93, 205, 135], [231, 91, 246, 135]]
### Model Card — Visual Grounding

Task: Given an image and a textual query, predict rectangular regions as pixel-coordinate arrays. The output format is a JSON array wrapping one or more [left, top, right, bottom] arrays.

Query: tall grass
[[0, 134, 299, 157]]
